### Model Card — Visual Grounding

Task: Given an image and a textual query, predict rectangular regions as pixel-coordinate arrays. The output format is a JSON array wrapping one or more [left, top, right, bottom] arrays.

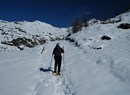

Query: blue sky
[[0, 0, 130, 27]]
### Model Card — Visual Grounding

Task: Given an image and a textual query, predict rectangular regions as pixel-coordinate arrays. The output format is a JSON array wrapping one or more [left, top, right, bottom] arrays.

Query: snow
[[0, 11, 130, 95], [111, 10, 130, 23], [0, 20, 67, 52]]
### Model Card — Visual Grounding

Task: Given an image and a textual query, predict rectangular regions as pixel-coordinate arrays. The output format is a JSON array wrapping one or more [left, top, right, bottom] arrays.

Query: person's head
[[56, 43, 59, 46]]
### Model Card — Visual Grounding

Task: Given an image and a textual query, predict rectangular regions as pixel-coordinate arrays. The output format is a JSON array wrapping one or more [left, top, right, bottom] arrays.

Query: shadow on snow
[[39, 67, 53, 73]]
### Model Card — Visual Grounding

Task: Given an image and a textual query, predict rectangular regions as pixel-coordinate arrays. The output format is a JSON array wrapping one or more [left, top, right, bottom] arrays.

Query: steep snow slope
[[65, 10, 130, 95], [111, 10, 130, 23], [0, 20, 67, 52]]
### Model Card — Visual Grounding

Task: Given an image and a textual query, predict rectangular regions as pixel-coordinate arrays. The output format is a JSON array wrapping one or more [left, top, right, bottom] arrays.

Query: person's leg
[[58, 56, 62, 74], [54, 56, 58, 73]]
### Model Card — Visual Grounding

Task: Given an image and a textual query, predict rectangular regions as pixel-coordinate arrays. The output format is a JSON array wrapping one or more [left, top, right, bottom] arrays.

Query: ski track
[[33, 41, 76, 95], [33, 66, 75, 95]]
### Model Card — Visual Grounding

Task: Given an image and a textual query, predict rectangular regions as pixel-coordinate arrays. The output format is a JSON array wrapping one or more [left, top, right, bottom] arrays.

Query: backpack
[[53, 45, 62, 56]]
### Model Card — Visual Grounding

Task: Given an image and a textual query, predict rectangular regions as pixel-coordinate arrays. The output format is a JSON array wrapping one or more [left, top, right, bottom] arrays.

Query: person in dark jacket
[[52, 43, 64, 75]]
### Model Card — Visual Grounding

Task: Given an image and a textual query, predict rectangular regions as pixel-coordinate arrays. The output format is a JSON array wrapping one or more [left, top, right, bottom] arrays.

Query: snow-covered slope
[[0, 11, 130, 95], [65, 10, 130, 95], [111, 10, 130, 23], [0, 20, 67, 52]]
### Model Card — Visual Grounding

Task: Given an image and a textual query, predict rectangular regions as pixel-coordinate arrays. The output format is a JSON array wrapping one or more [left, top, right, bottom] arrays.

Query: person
[[52, 43, 64, 75]]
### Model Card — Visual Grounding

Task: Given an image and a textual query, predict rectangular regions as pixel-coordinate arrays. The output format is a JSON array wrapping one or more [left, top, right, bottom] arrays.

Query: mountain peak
[[0, 20, 67, 52]]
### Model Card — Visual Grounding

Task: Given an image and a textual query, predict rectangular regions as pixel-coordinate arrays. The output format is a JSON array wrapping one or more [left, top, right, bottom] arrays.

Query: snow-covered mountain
[[0, 20, 67, 52], [68, 11, 130, 50], [65, 10, 130, 95], [0, 10, 130, 95]]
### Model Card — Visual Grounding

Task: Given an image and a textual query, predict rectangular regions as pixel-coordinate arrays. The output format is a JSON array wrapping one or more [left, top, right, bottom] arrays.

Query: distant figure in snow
[[52, 43, 64, 75]]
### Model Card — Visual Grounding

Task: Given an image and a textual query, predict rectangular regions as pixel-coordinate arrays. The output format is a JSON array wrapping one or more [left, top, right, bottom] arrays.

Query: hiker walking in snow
[[52, 43, 64, 75]]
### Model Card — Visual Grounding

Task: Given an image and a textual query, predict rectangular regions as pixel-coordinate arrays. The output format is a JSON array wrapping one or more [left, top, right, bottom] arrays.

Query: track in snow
[[33, 41, 76, 95]]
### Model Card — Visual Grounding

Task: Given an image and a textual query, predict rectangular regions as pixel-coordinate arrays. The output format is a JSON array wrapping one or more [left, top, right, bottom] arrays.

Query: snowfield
[[0, 11, 130, 95], [0, 20, 67, 52]]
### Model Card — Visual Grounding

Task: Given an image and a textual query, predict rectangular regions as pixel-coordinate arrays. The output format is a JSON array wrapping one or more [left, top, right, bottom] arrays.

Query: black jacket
[[53, 45, 64, 56]]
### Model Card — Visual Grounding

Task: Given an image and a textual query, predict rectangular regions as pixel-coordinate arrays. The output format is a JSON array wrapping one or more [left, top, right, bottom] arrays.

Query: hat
[[56, 43, 59, 46]]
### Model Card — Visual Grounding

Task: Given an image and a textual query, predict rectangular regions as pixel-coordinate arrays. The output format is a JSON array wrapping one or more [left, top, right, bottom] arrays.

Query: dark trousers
[[54, 55, 62, 73]]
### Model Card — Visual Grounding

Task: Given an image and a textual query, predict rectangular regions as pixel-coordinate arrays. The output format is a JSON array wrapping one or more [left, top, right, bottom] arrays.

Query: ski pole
[[62, 46, 65, 64], [49, 54, 53, 69], [62, 53, 65, 72], [63, 53, 64, 64]]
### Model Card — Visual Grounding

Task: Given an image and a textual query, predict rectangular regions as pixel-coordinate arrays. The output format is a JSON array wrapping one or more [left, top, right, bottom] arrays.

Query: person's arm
[[61, 47, 64, 53]]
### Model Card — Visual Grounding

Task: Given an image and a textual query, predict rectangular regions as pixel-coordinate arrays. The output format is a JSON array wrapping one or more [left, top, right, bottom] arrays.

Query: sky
[[0, 0, 130, 27]]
